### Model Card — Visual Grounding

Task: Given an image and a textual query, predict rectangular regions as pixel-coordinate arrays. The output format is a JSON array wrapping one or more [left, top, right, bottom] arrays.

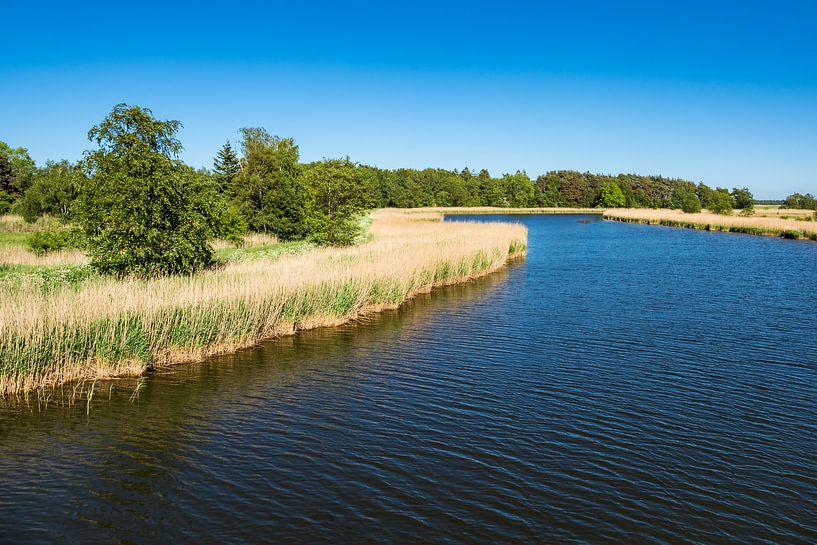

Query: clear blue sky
[[2, 0, 815, 199]]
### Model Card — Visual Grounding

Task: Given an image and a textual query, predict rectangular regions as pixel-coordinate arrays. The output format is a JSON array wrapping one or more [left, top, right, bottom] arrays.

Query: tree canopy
[[77, 104, 233, 276], [232, 127, 309, 240]]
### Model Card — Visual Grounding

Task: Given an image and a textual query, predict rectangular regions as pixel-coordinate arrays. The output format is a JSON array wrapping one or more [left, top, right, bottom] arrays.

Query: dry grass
[[0, 214, 64, 232], [0, 209, 527, 395], [604, 208, 817, 240], [752, 207, 815, 220], [0, 245, 89, 266], [211, 232, 280, 250]]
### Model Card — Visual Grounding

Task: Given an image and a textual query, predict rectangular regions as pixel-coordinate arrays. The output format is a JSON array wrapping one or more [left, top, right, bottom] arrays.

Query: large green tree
[[77, 103, 229, 276], [233, 127, 309, 240]]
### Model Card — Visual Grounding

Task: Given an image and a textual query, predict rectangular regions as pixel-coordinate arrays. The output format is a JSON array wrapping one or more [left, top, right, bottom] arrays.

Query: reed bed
[[0, 209, 527, 395], [0, 245, 89, 267], [0, 214, 63, 233], [604, 208, 817, 240], [752, 207, 815, 220]]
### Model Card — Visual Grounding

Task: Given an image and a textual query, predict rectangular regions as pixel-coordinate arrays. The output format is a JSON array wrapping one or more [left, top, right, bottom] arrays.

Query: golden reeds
[[0, 209, 527, 395], [603, 208, 817, 240]]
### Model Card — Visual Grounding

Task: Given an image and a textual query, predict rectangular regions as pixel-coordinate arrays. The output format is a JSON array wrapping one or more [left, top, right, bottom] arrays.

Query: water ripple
[[1, 215, 817, 544]]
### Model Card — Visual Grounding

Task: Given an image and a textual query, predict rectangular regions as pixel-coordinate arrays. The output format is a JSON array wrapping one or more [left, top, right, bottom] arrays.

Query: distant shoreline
[[407, 206, 817, 241], [603, 208, 817, 241]]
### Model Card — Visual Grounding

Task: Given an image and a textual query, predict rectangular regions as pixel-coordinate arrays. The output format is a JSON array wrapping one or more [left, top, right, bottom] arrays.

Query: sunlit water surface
[[1, 214, 816, 544]]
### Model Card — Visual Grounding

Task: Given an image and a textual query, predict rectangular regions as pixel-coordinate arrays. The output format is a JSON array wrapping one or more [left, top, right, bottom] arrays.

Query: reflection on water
[[1, 215, 817, 544]]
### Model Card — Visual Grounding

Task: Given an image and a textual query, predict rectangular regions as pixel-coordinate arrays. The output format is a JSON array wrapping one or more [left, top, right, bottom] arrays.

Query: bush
[[26, 230, 83, 255]]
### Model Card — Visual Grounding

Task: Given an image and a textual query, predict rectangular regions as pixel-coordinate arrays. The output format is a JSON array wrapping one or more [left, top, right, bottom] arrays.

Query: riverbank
[[411, 206, 598, 215], [0, 209, 527, 395], [604, 208, 817, 240]]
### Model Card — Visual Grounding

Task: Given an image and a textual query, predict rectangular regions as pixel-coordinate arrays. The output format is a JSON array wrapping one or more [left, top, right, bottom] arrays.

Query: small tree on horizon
[[709, 189, 735, 215], [598, 181, 626, 208], [731, 187, 754, 214]]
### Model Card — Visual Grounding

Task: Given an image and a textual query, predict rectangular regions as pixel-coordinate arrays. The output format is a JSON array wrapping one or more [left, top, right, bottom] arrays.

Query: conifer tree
[[213, 141, 241, 192]]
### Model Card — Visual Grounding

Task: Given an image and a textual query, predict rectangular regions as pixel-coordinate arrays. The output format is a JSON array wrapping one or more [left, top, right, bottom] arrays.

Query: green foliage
[[233, 127, 309, 240], [731, 187, 754, 211], [669, 187, 702, 213], [77, 103, 225, 276], [0, 155, 15, 199], [213, 140, 241, 191], [185, 167, 247, 244], [598, 181, 626, 208], [784, 193, 817, 210], [301, 158, 368, 246], [500, 172, 535, 207], [696, 183, 716, 209], [0, 142, 36, 197], [16, 160, 84, 222], [26, 229, 83, 255], [0, 190, 12, 214], [709, 189, 735, 215]]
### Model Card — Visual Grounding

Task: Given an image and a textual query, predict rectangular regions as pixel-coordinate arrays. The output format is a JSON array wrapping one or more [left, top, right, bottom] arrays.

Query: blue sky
[[2, 1, 815, 199]]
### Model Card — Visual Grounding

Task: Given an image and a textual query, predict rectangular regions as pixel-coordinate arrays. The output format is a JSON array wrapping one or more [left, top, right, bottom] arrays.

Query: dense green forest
[[1, 103, 813, 275]]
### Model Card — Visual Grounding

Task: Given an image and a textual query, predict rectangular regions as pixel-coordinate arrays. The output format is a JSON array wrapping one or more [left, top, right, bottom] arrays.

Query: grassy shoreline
[[604, 208, 817, 241], [410, 206, 599, 215], [0, 209, 527, 395]]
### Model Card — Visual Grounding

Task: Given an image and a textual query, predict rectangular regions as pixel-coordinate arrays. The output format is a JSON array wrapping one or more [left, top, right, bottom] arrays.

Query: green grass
[[0, 232, 29, 247], [213, 240, 313, 263], [0, 264, 97, 293]]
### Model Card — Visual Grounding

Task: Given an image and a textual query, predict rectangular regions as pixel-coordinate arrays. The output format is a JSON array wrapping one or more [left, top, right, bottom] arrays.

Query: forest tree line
[[1, 103, 814, 275]]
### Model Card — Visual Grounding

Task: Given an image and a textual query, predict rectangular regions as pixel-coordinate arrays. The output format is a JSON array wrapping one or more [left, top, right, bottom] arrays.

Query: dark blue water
[[1, 214, 817, 544]]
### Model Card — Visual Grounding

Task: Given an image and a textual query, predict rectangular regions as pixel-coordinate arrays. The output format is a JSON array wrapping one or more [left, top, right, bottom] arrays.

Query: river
[[1, 214, 816, 544]]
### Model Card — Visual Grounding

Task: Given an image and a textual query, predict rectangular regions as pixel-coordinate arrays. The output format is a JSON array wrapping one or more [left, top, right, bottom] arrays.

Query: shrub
[[26, 230, 83, 255]]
